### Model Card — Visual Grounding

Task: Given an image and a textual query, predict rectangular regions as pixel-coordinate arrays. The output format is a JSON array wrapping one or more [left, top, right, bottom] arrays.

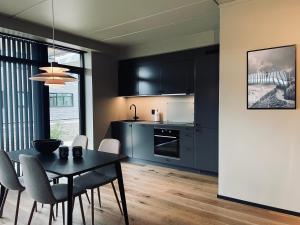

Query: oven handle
[[154, 135, 178, 139], [155, 139, 179, 147]]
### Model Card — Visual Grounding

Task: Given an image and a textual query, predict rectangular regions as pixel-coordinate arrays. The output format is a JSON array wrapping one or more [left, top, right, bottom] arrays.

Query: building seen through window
[[50, 93, 74, 107]]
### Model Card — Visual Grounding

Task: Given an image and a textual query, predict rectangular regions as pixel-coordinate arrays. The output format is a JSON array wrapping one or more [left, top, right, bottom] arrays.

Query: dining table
[[2, 148, 129, 225]]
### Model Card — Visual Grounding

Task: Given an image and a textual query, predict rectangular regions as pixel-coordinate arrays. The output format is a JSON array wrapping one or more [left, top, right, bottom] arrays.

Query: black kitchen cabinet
[[132, 124, 154, 160], [111, 122, 133, 157], [118, 52, 195, 96], [194, 128, 218, 173], [137, 60, 161, 95], [195, 46, 219, 129], [161, 59, 194, 94], [118, 60, 139, 96], [194, 45, 219, 174]]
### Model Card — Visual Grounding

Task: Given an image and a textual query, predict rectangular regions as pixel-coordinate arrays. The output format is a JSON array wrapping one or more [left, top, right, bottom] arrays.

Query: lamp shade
[[29, 64, 76, 84]]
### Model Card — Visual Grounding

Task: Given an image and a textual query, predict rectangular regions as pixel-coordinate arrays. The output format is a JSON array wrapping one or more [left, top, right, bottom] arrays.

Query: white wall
[[219, 0, 300, 212], [91, 52, 126, 149], [120, 30, 219, 59]]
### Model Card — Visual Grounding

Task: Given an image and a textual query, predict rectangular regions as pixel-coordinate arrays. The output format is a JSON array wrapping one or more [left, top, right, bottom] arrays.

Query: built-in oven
[[154, 128, 180, 158]]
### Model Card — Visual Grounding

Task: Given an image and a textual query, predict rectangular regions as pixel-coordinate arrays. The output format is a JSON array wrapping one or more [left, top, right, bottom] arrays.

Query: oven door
[[154, 130, 180, 158]]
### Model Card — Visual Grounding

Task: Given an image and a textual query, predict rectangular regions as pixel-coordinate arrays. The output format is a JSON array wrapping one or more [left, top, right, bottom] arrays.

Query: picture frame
[[247, 45, 296, 109]]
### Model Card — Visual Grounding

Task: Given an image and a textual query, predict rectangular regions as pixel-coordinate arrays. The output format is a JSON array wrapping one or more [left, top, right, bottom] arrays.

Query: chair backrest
[[0, 150, 24, 191], [98, 138, 120, 154], [19, 154, 56, 204], [72, 135, 88, 149]]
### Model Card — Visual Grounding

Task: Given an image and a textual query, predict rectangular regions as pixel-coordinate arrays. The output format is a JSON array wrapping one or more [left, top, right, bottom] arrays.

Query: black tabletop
[[7, 148, 127, 177]]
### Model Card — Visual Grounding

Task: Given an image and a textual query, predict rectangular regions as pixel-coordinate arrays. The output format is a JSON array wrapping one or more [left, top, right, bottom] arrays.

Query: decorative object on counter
[[151, 109, 160, 122], [72, 146, 83, 158], [32, 139, 61, 154], [59, 146, 69, 159], [247, 45, 296, 109]]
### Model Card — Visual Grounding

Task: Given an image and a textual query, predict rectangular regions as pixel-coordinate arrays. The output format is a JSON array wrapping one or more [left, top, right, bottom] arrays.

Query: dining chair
[[0, 150, 25, 225], [20, 154, 87, 225], [46, 135, 89, 213], [74, 138, 123, 225], [72, 135, 88, 149]]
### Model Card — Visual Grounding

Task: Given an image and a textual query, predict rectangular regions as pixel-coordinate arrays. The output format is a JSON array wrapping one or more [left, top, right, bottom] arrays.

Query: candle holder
[[72, 146, 82, 158], [59, 146, 69, 159]]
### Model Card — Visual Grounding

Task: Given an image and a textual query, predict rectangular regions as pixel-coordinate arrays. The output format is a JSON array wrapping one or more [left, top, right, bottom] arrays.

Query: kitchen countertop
[[113, 120, 195, 127]]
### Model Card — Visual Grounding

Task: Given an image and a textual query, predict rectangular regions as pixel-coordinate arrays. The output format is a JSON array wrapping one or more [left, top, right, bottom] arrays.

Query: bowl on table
[[32, 139, 62, 154]]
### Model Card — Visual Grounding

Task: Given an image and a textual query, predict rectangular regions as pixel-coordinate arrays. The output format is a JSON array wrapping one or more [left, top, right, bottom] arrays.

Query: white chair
[[72, 135, 88, 149], [0, 150, 25, 225], [74, 138, 122, 225], [20, 154, 87, 225]]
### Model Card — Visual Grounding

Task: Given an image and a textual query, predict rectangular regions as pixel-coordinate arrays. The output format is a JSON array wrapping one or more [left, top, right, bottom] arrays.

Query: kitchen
[[111, 45, 219, 174]]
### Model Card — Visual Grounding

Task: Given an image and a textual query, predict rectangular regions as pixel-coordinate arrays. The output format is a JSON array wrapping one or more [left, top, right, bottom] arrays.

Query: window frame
[[47, 48, 86, 136]]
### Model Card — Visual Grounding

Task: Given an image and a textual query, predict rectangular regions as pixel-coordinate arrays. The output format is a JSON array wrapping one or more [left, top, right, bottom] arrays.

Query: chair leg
[[111, 182, 123, 215], [14, 191, 22, 225], [54, 179, 59, 217], [28, 201, 36, 225], [0, 189, 8, 217], [51, 205, 55, 221], [97, 187, 101, 208], [56, 203, 58, 217], [49, 204, 54, 225], [62, 202, 65, 225], [85, 192, 91, 204], [91, 189, 94, 225], [79, 195, 86, 225]]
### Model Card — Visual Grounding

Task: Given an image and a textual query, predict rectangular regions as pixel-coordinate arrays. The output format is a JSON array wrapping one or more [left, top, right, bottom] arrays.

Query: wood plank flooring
[[1, 162, 300, 225]]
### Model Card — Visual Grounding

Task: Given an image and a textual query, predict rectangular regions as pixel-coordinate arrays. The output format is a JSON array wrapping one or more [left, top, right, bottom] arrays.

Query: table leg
[[115, 162, 129, 225], [67, 176, 73, 225]]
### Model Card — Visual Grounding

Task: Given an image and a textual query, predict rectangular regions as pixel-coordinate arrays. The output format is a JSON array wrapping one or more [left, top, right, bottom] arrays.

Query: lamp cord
[[52, 0, 55, 66]]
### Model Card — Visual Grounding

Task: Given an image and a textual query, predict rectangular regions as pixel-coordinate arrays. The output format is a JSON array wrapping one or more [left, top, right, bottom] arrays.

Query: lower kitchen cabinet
[[194, 127, 218, 173], [111, 122, 133, 157], [111, 122, 196, 169], [132, 123, 154, 160]]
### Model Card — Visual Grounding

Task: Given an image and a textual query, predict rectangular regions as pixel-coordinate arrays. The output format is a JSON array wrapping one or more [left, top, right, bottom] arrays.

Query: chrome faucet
[[130, 104, 139, 121]]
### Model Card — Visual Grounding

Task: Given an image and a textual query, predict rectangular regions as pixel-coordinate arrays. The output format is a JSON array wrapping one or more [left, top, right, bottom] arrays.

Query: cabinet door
[[132, 124, 154, 160], [118, 60, 139, 96], [111, 122, 133, 157], [195, 46, 219, 129], [194, 127, 218, 173], [137, 61, 161, 95], [161, 60, 194, 94]]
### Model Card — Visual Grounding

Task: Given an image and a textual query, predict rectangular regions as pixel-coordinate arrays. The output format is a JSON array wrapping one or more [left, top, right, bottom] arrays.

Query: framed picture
[[247, 45, 296, 109]]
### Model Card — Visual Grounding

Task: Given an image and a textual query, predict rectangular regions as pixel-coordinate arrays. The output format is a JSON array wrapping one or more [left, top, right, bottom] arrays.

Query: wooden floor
[[1, 162, 300, 225]]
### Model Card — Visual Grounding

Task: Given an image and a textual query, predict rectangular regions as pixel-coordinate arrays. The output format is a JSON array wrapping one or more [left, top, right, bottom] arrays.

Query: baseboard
[[217, 195, 300, 217]]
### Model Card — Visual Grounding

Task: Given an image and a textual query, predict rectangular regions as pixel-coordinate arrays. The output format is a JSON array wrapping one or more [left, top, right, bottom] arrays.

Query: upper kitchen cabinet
[[160, 59, 194, 95], [118, 50, 195, 96], [195, 46, 219, 129], [118, 60, 139, 96], [137, 59, 161, 96]]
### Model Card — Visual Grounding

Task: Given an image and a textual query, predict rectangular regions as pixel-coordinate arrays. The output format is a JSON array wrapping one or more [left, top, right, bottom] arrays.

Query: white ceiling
[[0, 0, 220, 46]]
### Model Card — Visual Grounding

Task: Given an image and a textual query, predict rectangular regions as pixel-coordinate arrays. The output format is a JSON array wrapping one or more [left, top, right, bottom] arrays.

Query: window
[[48, 46, 84, 145], [48, 48, 81, 67], [50, 93, 74, 107]]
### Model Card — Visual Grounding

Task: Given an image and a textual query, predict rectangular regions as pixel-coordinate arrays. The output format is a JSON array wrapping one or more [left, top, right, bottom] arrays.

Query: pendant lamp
[[29, 0, 77, 86]]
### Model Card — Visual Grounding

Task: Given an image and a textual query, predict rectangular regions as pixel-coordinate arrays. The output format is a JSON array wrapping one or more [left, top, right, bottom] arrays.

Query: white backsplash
[[166, 101, 194, 123], [124, 95, 194, 122]]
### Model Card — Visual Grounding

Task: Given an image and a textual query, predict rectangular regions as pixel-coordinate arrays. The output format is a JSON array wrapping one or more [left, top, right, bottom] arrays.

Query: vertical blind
[[0, 35, 48, 155]]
